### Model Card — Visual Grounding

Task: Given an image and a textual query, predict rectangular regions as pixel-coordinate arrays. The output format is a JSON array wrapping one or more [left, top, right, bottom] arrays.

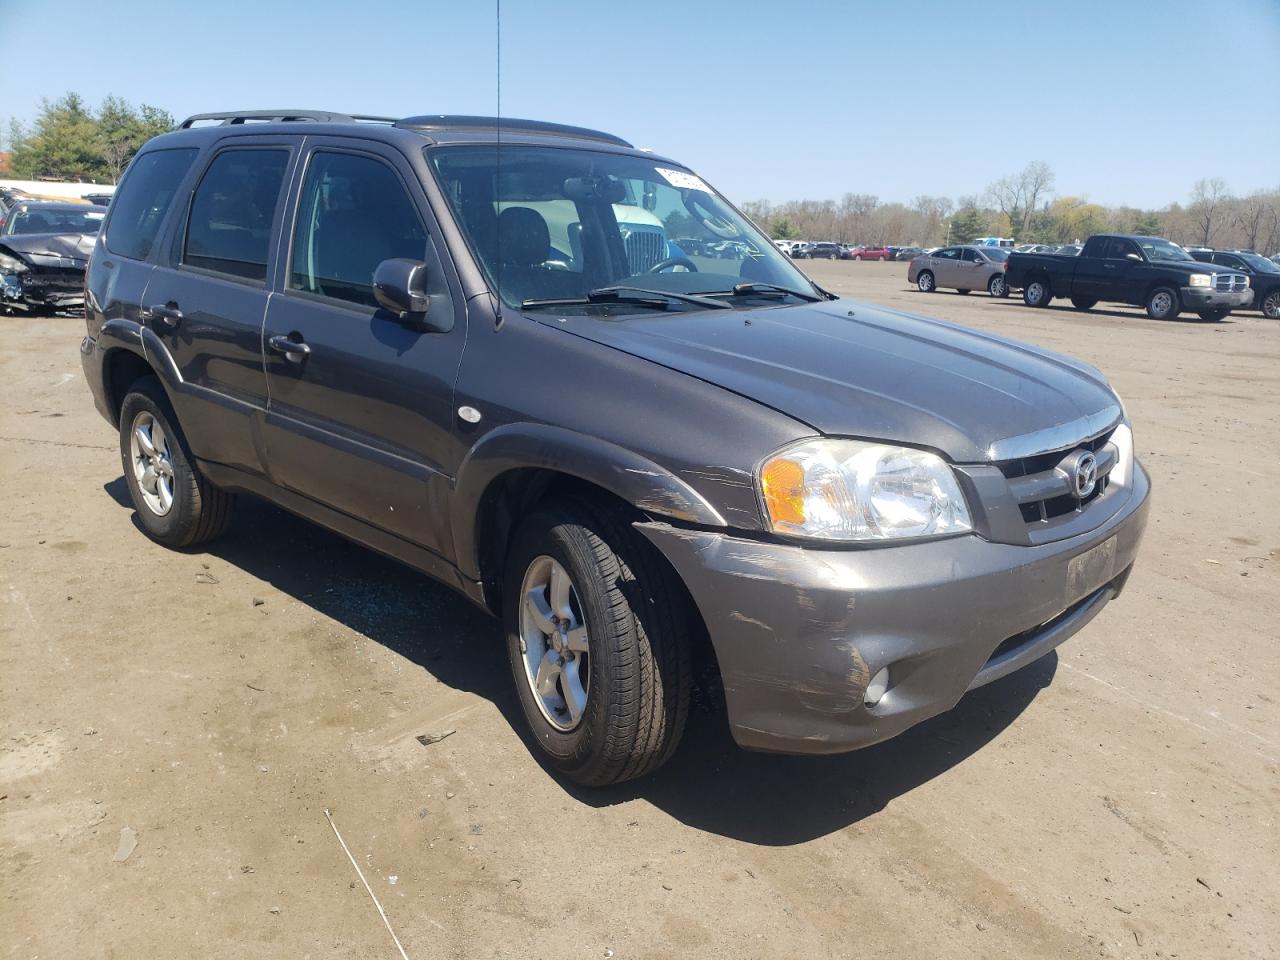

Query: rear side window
[[103, 149, 198, 260], [183, 148, 289, 281], [289, 151, 426, 307], [934, 248, 960, 260]]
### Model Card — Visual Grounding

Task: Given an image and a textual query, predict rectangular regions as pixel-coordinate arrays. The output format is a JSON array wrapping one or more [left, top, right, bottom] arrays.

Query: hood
[[544, 300, 1121, 463], [0, 232, 98, 268]]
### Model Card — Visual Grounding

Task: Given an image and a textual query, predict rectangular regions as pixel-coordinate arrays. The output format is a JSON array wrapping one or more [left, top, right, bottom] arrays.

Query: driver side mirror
[[1125, 252, 1143, 263], [374, 258, 445, 332]]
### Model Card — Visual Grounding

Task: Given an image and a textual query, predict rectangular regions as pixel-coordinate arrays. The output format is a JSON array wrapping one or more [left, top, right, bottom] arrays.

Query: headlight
[[1109, 422, 1134, 487], [0, 252, 28, 274], [759, 439, 972, 542], [1188, 273, 1212, 288]]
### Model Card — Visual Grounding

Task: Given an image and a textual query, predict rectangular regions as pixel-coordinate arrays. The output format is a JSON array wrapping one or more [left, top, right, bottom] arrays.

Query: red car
[[848, 244, 891, 261]]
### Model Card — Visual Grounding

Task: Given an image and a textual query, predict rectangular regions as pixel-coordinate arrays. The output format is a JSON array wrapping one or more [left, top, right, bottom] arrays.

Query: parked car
[[0, 201, 105, 314], [1190, 249, 1280, 319], [82, 192, 115, 207], [1054, 244, 1082, 257], [1005, 234, 1252, 321], [850, 244, 891, 261], [808, 241, 843, 260], [893, 246, 923, 261], [789, 241, 813, 258], [908, 244, 1011, 297], [82, 109, 1149, 786]]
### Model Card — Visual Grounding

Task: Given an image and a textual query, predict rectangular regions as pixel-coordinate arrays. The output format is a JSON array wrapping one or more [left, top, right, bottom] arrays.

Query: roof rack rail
[[394, 115, 631, 147], [178, 110, 396, 129]]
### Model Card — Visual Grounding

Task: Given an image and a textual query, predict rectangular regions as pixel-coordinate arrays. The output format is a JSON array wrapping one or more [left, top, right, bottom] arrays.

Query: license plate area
[[1066, 535, 1117, 606]]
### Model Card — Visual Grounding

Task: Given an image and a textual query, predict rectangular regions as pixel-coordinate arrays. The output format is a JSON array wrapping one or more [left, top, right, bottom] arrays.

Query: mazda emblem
[[1074, 452, 1098, 498]]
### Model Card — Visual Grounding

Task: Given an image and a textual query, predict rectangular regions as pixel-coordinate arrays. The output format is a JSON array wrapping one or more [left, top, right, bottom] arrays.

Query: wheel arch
[[102, 344, 162, 428], [453, 423, 729, 607]]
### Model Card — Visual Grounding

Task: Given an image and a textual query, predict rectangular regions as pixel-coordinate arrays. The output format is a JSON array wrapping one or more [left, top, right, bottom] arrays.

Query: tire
[[988, 274, 1009, 298], [916, 270, 935, 293], [1198, 309, 1230, 322], [1261, 290, 1280, 320], [1070, 297, 1097, 311], [1023, 277, 1052, 307], [502, 499, 692, 786], [119, 376, 234, 548], [1146, 286, 1180, 320]]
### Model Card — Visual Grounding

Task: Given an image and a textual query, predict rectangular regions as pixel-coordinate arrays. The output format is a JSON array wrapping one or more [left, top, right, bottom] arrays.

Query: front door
[[142, 138, 299, 474], [1075, 237, 1142, 303], [260, 139, 467, 556]]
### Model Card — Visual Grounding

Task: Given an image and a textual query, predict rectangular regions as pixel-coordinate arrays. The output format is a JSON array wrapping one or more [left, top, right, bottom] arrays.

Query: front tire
[[119, 376, 234, 548], [1146, 286, 1180, 320], [1023, 277, 1052, 307], [916, 270, 935, 292], [988, 274, 1009, 298], [503, 499, 692, 786], [1260, 290, 1280, 319], [854, 255, 863, 261], [1198, 309, 1230, 322]]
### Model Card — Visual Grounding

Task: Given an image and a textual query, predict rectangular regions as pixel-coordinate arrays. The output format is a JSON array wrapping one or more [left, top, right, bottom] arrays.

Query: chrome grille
[[998, 429, 1117, 527], [1214, 273, 1249, 293], [623, 229, 667, 273]]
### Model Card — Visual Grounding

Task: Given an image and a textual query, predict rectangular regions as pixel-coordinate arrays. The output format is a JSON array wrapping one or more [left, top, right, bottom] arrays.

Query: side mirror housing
[[1125, 252, 1143, 263], [374, 258, 445, 332]]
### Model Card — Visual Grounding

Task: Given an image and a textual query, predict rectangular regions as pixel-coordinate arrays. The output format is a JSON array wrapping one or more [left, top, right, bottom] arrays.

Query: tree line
[[3, 93, 174, 184], [741, 163, 1280, 254]]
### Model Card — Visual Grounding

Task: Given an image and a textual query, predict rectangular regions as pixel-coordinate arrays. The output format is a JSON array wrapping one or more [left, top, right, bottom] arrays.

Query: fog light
[[864, 667, 890, 707]]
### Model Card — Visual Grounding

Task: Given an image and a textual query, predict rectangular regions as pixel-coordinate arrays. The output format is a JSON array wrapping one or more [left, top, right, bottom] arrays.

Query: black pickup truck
[[1005, 234, 1253, 321]]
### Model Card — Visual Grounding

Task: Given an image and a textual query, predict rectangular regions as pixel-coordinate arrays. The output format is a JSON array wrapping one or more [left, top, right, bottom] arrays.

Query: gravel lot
[[3, 260, 1277, 959]]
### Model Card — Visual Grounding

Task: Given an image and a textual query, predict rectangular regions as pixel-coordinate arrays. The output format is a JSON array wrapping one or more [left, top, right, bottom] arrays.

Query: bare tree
[[1232, 192, 1271, 252], [984, 162, 1055, 238], [1189, 178, 1230, 246]]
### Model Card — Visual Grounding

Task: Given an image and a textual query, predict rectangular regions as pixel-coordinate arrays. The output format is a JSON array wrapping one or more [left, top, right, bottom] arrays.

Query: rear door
[[260, 137, 466, 555], [142, 137, 300, 475], [930, 246, 962, 286]]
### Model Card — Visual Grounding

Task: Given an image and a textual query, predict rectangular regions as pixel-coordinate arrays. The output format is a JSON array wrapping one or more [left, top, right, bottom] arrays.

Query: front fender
[[452, 422, 728, 580]]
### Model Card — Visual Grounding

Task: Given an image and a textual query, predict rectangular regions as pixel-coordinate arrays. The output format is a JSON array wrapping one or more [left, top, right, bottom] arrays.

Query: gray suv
[[82, 110, 1150, 785]]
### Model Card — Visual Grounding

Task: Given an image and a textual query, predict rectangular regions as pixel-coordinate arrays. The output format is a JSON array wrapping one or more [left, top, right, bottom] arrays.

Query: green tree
[[1131, 211, 1163, 236], [949, 207, 985, 243], [7, 93, 174, 183], [771, 218, 795, 240]]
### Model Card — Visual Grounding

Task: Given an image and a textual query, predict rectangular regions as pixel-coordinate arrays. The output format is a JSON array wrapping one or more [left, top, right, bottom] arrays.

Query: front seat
[[496, 207, 581, 303]]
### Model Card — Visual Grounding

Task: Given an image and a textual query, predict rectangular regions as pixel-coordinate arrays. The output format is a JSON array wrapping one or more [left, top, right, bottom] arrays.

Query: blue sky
[[2, 0, 1277, 208]]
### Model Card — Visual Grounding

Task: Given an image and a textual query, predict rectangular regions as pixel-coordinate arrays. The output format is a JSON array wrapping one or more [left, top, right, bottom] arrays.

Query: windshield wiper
[[522, 285, 732, 311], [705, 282, 823, 302]]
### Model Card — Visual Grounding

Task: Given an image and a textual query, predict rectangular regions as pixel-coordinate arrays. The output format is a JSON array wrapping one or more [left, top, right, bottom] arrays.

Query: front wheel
[[503, 500, 692, 786], [988, 274, 1009, 298], [1146, 286, 1180, 320], [916, 270, 935, 292], [854, 255, 863, 261], [119, 377, 234, 548], [1260, 290, 1280, 319], [1198, 309, 1230, 322], [1023, 278, 1052, 307], [1070, 297, 1097, 311]]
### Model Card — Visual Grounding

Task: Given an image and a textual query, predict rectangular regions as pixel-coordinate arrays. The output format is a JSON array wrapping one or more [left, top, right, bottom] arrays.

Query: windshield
[[429, 145, 817, 312], [6, 207, 105, 236], [1237, 252, 1280, 273], [1137, 238, 1193, 262]]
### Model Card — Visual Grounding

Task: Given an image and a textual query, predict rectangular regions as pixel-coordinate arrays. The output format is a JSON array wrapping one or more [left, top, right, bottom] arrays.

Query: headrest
[[498, 207, 549, 267]]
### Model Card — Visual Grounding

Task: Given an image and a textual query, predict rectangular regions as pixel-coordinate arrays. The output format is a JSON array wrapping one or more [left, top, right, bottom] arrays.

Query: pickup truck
[[1005, 234, 1253, 321]]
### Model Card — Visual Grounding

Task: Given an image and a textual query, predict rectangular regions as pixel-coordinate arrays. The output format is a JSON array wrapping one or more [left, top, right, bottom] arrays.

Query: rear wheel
[[1261, 290, 1280, 319], [119, 376, 234, 548], [1023, 278, 1052, 307], [1070, 297, 1097, 311], [988, 274, 1009, 298], [503, 499, 692, 786], [1146, 286, 1180, 320], [916, 270, 935, 292], [1198, 308, 1230, 322]]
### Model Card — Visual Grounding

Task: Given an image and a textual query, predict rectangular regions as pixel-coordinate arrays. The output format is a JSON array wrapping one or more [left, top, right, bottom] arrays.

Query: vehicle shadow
[[987, 298, 1238, 324], [103, 481, 1057, 845]]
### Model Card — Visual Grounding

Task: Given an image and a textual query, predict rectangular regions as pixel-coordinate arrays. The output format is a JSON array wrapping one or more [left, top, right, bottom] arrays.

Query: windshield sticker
[[85, 211, 105, 219], [655, 167, 710, 192]]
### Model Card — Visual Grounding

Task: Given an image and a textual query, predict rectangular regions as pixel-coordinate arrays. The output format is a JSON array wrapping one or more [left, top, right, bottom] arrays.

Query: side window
[[104, 148, 198, 260], [935, 248, 959, 260], [960, 248, 980, 262], [183, 148, 289, 281], [1108, 238, 1138, 260], [289, 151, 427, 307]]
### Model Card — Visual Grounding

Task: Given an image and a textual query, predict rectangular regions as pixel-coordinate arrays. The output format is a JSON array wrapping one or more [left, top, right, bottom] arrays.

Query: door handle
[[144, 303, 183, 328], [1102, 263, 1117, 270], [268, 334, 311, 363]]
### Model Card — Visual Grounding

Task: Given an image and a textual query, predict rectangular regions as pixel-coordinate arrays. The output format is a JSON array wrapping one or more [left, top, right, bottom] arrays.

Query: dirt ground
[[3, 260, 1278, 959]]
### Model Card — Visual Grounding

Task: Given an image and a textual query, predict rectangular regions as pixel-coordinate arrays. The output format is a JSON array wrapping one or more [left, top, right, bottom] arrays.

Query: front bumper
[[1180, 286, 1251, 310], [637, 461, 1150, 754]]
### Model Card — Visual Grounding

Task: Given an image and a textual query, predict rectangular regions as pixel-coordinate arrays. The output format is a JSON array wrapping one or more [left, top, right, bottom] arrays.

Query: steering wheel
[[683, 192, 739, 240], [646, 256, 698, 274]]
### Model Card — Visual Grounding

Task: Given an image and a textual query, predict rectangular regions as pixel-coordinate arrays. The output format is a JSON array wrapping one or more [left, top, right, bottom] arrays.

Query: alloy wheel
[[129, 411, 176, 516], [518, 555, 590, 731]]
